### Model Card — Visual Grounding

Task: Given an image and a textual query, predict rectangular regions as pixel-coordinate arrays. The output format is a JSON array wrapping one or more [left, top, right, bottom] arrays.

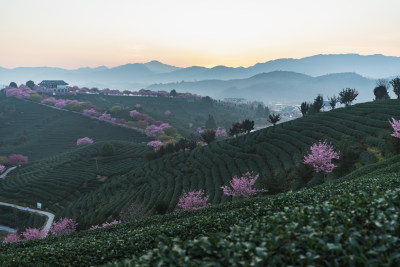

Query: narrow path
[[0, 166, 17, 179], [0, 202, 55, 235], [0, 225, 17, 233]]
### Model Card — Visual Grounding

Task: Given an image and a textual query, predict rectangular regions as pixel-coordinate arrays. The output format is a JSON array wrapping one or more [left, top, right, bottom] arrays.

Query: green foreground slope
[[1, 155, 400, 266]]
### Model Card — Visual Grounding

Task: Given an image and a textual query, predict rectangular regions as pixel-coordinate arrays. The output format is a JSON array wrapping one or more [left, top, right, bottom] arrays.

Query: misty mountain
[[147, 71, 377, 104], [144, 60, 181, 73], [1, 54, 399, 92]]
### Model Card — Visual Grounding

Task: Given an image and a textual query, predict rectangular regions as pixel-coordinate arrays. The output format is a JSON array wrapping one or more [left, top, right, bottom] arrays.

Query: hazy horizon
[[2, 0, 400, 69]]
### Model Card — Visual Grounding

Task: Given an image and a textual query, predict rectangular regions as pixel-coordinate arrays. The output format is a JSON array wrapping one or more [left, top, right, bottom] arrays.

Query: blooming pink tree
[[164, 110, 171, 115], [99, 112, 112, 121], [135, 104, 141, 109], [145, 125, 165, 137], [389, 118, 400, 138], [3, 233, 20, 243], [49, 218, 78, 235], [21, 228, 46, 240], [82, 108, 100, 117], [147, 140, 163, 151], [216, 129, 227, 137], [8, 154, 28, 165], [303, 140, 340, 174], [89, 220, 121, 230], [221, 171, 267, 197], [76, 137, 93, 146], [177, 190, 210, 210], [0, 164, 5, 173]]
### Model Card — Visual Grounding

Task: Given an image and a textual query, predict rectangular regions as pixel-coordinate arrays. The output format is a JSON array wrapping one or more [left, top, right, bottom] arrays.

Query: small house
[[39, 80, 69, 93]]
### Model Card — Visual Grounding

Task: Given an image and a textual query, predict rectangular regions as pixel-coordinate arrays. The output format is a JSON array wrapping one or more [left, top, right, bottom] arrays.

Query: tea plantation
[[70, 93, 263, 135], [1, 99, 400, 228], [0, 97, 149, 161], [1, 155, 400, 266], [0, 140, 148, 227]]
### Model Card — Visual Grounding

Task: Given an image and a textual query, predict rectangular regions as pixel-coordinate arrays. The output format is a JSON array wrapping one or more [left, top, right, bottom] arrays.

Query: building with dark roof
[[39, 80, 69, 93]]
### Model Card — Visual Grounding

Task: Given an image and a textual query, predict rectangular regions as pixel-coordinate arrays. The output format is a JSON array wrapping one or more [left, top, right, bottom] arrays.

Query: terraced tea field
[[0, 97, 149, 161], [1, 154, 400, 266], [2, 100, 398, 227]]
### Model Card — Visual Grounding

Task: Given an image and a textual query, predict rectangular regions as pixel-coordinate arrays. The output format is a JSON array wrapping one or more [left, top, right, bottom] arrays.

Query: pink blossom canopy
[[303, 140, 340, 173]]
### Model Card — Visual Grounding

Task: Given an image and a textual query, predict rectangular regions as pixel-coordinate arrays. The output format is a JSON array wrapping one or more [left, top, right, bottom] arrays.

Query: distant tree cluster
[[228, 119, 255, 137], [145, 138, 198, 161]]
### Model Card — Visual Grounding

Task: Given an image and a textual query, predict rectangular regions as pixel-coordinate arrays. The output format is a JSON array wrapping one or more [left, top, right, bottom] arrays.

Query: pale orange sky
[[1, 0, 400, 69]]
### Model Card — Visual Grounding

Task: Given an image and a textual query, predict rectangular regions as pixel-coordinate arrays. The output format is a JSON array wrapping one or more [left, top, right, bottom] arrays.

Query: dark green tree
[[328, 95, 339, 109], [339, 88, 358, 106], [255, 104, 269, 117], [202, 96, 213, 106], [170, 89, 177, 96], [229, 122, 243, 137], [390, 77, 400, 99], [205, 115, 217, 129], [101, 142, 115, 156], [311, 95, 323, 112], [201, 129, 216, 144], [268, 113, 281, 126], [300, 102, 310, 116], [26, 80, 35, 89], [374, 86, 389, 100], [240, 119, 255, 133], [9, 82, 17, 88]]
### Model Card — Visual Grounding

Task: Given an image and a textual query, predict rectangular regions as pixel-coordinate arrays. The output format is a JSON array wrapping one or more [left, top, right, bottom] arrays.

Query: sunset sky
[[1, 0, 400, 69]]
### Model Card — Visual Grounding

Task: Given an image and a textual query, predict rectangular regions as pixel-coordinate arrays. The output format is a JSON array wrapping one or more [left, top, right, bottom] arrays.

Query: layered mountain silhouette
[[1, 54, 398, 103]]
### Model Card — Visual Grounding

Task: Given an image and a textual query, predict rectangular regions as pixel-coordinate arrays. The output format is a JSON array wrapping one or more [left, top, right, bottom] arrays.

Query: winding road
[[0, 166, 17, 179], [0, 202, 55, 234]]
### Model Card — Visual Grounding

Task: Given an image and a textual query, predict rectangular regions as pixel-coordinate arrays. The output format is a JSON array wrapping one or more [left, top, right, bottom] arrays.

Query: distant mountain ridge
[[0, 54, 399, 101], [148, 71, 376, 104]]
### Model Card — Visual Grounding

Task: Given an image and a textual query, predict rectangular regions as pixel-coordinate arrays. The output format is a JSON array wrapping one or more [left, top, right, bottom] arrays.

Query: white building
[[38, 80, 69, 93]]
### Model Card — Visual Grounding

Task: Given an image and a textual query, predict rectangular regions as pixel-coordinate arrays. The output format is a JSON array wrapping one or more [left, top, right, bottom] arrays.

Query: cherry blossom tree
[[389, 118, 400, 138], [221, 171, 267, 197], [82, 108, 100, 117], [164, 110, 171, 115], [215, 129, 227, 137], [8, 154, 28, 165], [303, 140, 340, 174], [147, 141, 163, 151], [3, 233, 20, 243], [89, 220, 121, 230], [0, 164, 5, 173], [145, 125, 166, 137], [135, 104, 141, 109], [21, 228, 46, 240], [77, 137, 94, 146], [49, 218, 78, 235], [99, 112, 112, 121], [177, 190, 210, 210]]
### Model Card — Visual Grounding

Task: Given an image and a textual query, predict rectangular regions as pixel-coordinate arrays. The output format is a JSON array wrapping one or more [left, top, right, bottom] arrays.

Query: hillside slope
[[0, 97, 149, 161], [1, 155, 400, 265], [1, 100, 399, 227]]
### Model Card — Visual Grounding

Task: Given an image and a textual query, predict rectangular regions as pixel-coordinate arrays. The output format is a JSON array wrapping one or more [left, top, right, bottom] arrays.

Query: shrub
[[154, 201, 169, 215], [29, 93, 42, 102], [101, 142, 115, 156], [0, 165, 5, 173]]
